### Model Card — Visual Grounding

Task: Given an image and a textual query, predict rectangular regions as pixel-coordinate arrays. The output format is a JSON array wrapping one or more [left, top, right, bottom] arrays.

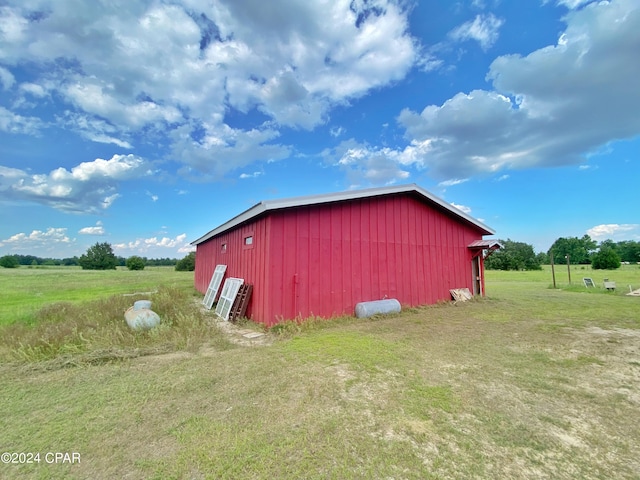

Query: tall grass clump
[[0, 285, 231, 364]]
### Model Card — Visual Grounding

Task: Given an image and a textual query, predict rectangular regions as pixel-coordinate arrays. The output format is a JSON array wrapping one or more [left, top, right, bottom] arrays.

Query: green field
[[1, 265, 639, 479], [488, 263, 640, 293], [0, 266, 195, 325]]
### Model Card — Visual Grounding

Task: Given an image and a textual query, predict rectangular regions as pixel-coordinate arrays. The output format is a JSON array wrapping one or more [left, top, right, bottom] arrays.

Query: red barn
[[192, 184, 497, 326]]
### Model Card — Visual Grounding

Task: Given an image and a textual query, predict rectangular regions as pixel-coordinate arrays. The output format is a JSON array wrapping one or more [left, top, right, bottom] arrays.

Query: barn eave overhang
[[190, 202, 268, 245], [191, 183, 496, 245], [468, 239, 502, 258]]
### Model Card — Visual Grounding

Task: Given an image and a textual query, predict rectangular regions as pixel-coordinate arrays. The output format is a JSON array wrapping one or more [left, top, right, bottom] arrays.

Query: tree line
[[484, 236, 640, 271], [4, 237, 638, 272], [0, 253, 179, 267], [0, 243, 195, 271]]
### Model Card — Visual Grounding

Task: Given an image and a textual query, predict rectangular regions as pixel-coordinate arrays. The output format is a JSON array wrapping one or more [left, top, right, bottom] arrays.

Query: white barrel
[[355, 299, 401, 318]]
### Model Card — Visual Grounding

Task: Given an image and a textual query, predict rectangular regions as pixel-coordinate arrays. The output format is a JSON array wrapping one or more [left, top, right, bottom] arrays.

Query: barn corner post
[[477, 250, 487, 297], [193, 245, 201, 292], [480, 252, 486, 296]]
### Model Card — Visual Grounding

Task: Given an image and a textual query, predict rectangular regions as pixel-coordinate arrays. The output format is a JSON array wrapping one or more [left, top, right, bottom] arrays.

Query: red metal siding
[[258, 194, 483, 325], [194, 215, 271, 320], [195, 193, 487, 326]]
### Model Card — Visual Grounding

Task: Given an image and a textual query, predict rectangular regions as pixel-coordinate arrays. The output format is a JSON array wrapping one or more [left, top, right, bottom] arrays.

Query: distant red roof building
[[192, 184, 497, 326]]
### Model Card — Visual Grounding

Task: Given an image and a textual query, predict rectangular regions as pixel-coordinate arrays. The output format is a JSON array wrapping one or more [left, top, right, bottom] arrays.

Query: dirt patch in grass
[[568, 326, 640, 405], [208, 316, 274, 347]]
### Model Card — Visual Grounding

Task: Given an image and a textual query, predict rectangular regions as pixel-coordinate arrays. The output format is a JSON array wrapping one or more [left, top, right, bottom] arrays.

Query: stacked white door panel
[[215, 277, 244, 320], [202, 265, 227, 310]]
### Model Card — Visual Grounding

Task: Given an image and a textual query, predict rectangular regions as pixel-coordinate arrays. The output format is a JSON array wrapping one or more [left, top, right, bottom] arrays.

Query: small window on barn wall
[[243, 233, 254, 250], [221, 243, 227, 254]]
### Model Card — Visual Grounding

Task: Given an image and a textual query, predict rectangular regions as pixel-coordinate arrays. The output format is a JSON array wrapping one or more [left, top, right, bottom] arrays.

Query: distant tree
[[548, 235, 596, 265], [126, 256, 146, 271], [484, 239, 542, 271], [599, 239, 617, 251], [15, 254, 39, 265], [62, 256, 79, 266], [0, 255, 19, 268], [591, 247, 621, 270], [147, 257, 177, 266], [78, 242, 118, 270], [535, 251, 549, 265], [617, 240, 640, 263], [175, 252, 196, 271]]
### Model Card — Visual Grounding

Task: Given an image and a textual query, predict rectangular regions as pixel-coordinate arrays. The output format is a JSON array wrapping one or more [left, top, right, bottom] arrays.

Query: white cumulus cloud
[[0, 154, 150, 213], [450, 203, 472, 214], [114, 233, 189, 254], [0, 106, 42, 135], [587, 224, 640, 241], [396, 0, 640, 180], [0, 227, 73, 252], [323, 139, 415, 186], [239, 171, 263, 179], [79, 221, 105, 235], [439, 179, 469, 187], [0, 66, 15, 90], [0, 0, 420, 178], [449, 13, 504, 51], [556, 0, 595, 9]]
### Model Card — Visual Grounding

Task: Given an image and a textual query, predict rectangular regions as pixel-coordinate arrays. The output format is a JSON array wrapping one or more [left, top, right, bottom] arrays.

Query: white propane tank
[[124, 304, 160, 330], [133, 300, 152, 310], [354, 299, 401, 318]]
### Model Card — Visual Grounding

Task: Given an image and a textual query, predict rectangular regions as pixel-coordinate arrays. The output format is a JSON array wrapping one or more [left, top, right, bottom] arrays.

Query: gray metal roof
[[191, 183, 495, 245], [468, 239, 503, 249]]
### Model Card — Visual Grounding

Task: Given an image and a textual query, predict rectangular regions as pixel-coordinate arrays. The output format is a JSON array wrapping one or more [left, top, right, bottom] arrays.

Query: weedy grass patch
[[0, 285, 232, 365]]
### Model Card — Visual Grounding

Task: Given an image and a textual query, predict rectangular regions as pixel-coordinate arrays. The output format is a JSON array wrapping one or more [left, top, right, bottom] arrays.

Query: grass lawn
[[0, 265, 639, 479], [0, 266, 195, 325]]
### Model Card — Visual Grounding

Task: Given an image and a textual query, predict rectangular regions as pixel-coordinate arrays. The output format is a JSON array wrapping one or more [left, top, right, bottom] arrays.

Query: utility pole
[[550, 249, 556, 288], [565, 254, 571, 285]]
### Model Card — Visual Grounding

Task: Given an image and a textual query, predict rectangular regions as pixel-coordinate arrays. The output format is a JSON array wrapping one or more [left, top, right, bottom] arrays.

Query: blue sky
[[1, 0, 639, 259]]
